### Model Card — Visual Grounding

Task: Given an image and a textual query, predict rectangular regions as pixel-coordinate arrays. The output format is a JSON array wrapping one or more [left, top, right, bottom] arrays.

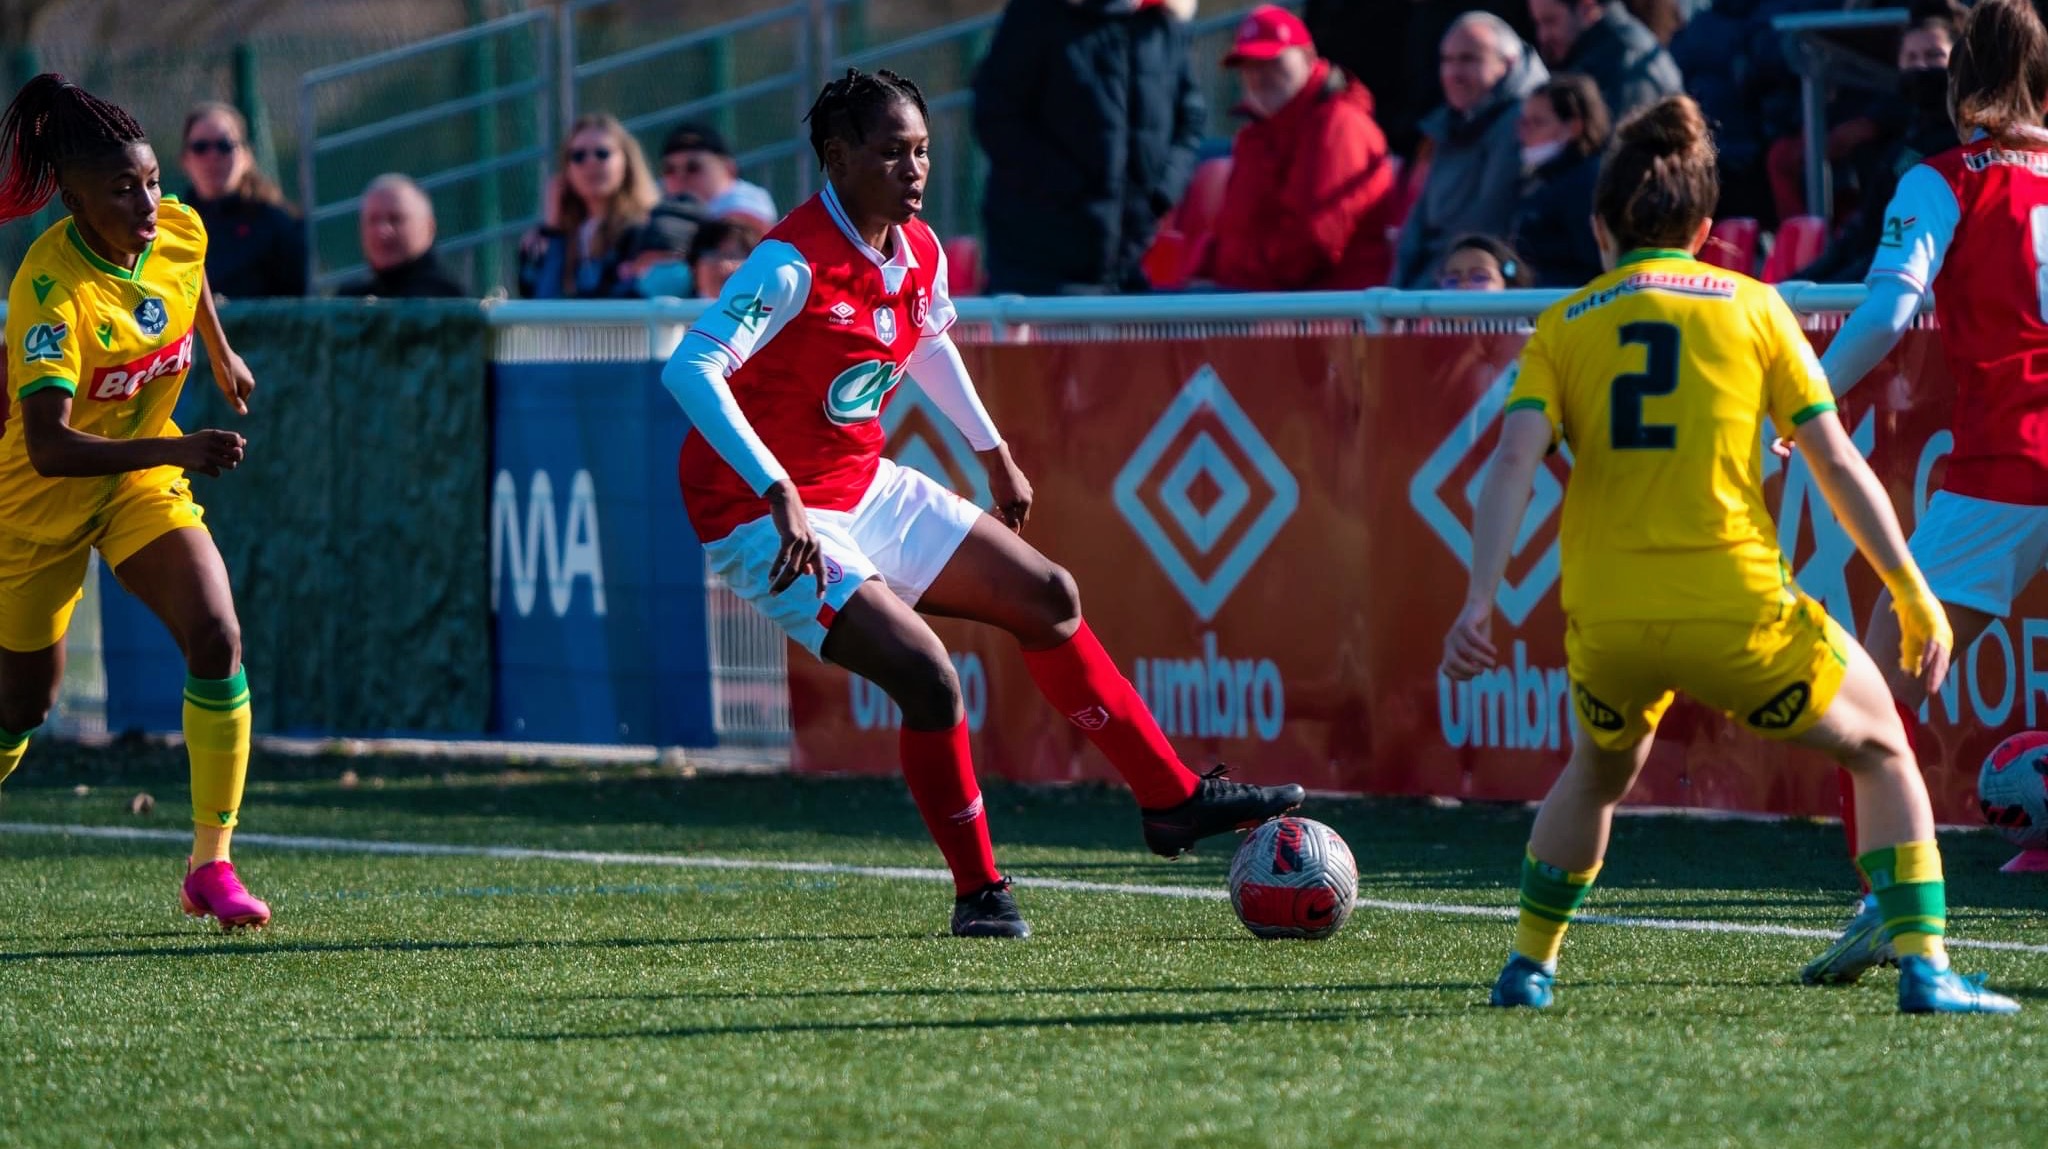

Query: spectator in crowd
[[660, 123, 777, 230], [1510, 74, 1611, 286], [179, 101, 307, 298], [1202, 6, 1401, 290], [624, 133, 714, 297], [333, 174, 467, 298], [1305, 0, 1538, 159], [1528, 0, 1682, 122], [972, 0, 1204, 295], [1395, 12, 1549, 288], [636, 218, 762, 299], [1793, 4, 1963, 282], [1439, 233, 1534, 289], [518, 114, 659, 299], [1624, 0, 1689, 45]]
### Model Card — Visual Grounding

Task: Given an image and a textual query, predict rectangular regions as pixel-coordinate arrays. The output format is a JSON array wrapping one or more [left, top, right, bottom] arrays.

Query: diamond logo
[[882, 382, 992, 507], [1407, 364, 1569, 626], [1113, 365, 1298, 621]]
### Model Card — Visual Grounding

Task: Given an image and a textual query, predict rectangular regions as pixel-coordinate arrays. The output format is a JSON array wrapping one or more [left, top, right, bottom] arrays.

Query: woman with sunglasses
[[178, 102, 306, 299], [660, 68, 1305, 940], [517, 114, 659, 299]]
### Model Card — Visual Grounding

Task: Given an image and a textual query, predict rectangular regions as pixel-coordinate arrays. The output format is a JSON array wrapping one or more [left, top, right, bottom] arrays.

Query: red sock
[[1018, 619, 1199, 808], [900, 721, 1000, 896]]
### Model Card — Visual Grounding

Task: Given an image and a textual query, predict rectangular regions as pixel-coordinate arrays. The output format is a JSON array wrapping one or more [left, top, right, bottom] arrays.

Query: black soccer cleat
[[951, 877, 1032, 939], [1140, 765, 1306, 859]]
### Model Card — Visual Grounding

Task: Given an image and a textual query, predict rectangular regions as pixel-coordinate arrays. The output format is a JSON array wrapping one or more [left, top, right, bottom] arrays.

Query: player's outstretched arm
[[1442, 408, 1551, 681], [1818, 277, 1924, 400], [1792, 410, 1951, 694], [18, 389, 244, 479], [195, 272, 255, 415]]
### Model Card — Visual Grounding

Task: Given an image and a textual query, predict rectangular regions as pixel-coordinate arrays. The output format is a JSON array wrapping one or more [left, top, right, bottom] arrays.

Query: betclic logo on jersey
[[87, 330, 193, 402], [824, 359, 907, 425]]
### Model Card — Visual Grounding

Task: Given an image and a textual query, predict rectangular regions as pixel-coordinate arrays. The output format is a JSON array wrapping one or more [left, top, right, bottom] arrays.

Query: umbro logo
[[827, 301, 856, 325]]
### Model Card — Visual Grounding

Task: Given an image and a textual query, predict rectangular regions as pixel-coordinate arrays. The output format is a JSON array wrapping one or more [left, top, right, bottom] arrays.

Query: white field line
[[4, 822, 2045, 956]]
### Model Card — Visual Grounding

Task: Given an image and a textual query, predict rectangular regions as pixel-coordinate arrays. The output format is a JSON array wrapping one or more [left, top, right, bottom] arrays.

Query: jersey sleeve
[[682, 239, 811, 373], [1864, 164, 1959, 292], [6, 265, 82, 400], [1759, 288, 1835, 435], [158, 195, 208, 263], [922, 237, 957, 338], [1504, 322, 1563, 447]]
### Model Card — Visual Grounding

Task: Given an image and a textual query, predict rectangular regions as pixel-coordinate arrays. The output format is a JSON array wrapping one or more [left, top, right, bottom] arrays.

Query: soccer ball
[[1227, 817, 1358, 940], [1979, 732, 2048, 849]]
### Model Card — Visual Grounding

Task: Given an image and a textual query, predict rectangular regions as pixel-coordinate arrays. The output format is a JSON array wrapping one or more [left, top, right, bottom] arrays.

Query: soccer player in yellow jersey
[[0, 75, 269, 930], [1441, 96, 2017, 1013]]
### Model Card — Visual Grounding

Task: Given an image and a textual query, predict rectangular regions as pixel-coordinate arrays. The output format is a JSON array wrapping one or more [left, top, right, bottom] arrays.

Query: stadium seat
[[1762, 215, 1829, 283], [1142, 157, 1234, 289], [1143, 228, 1188, 289], [1176, 156, 1233, 241], [943, 235, 983, 296], [1701, 217, 1760, 275]]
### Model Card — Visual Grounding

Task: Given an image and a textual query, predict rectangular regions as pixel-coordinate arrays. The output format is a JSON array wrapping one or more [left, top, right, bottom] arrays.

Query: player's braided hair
[[803, 68, 928, 169], [0, 73, 146, 225]]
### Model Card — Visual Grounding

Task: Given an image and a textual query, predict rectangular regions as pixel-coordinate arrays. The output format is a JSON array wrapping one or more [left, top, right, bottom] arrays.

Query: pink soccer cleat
[[2000, 848, 2048, 874], [180, 859, 272, 931]]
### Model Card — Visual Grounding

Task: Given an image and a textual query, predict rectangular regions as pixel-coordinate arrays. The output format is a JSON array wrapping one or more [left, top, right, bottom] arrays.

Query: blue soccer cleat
[[1800, 893, 1895, 986], [1897, 956, 2021, 1015], [1489, 952, 1557, 1008]]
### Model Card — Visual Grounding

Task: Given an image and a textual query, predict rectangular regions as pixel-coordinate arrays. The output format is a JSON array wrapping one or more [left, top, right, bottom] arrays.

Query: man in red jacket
[[1202, 5, 1401, 290]]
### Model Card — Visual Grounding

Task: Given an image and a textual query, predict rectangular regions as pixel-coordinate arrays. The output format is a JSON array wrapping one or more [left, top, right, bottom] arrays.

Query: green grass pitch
[[0, 741, 2043, 1148]]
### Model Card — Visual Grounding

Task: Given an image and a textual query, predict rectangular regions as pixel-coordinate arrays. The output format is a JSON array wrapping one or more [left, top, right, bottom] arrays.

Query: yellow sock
[[1857, 839, 1949, 967], [184, 669, 251, 865], [1514, 852, 1603, 965], [0, 725, 30, 787]]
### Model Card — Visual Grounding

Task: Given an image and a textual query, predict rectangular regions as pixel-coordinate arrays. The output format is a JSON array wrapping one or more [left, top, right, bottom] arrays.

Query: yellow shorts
[[1565, 597, 1852, 751], [0, 471, 207, 653]]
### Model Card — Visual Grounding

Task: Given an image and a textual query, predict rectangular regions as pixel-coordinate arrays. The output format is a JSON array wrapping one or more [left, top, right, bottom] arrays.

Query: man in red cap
[[1199, 4, 1402, 290]]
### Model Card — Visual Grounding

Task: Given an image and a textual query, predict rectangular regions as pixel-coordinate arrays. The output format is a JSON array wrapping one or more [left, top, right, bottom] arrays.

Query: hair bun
[[1615, 95, 1711, 160]]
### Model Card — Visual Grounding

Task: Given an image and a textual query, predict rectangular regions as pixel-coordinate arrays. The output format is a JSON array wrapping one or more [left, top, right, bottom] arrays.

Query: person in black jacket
[[333, 174, 468, 298], [178, 102, 308, 299], [1510, 74, 1611, 286], [972, 0, 1205, 295], [1528, 0, 1682, 122]]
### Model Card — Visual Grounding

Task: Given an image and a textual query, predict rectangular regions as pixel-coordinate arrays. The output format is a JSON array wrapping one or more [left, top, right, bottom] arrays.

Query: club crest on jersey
[[911, 288, 929, 329], [133, 296, 167, 338], [22, 322, 67, 363], [873, 306, 898, 346], [824, 359, 906, 425]]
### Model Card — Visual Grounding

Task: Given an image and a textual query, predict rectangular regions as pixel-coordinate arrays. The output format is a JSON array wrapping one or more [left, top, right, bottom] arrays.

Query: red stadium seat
[[1762, 215, 1829, 283], [1142, 157, 1234, 289], [1143, 228, 1188, 289], [1176, 156, 1233, 240], [1701, 217, 1760, 275], [943, 235, 983, 296]]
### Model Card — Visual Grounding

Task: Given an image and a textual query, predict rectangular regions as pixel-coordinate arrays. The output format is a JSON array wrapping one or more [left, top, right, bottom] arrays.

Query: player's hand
[[1440, 599, 1498, 682], [765, 481, 827, 597], [1886, 570, 1953, 695], [170, 430, 246, 478], [1770, 436, 1796, 459], [215, 349, 255, 415], [981, 443, 1032, 532]]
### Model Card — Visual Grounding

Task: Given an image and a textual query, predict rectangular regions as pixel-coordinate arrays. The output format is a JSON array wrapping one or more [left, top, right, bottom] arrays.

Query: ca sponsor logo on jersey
[[823, 359, 906, 425], [1747, 681, 1811, 731], [22, 322, 67, 363], [134, 296, 167, 338], [30, 273, 57, 305], [721, 290, 772, 332], [87, 330, 193, 402], [1879, 216, 1917, 247], [873, 306, 897, 345]]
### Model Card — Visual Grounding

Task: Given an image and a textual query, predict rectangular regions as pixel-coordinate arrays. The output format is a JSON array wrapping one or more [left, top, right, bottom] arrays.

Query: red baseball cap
[[1224, 5, 1313, 65]]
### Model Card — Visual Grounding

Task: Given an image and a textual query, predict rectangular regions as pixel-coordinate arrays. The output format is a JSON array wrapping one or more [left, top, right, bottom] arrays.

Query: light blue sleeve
[[1819, 277, 1925, 399]]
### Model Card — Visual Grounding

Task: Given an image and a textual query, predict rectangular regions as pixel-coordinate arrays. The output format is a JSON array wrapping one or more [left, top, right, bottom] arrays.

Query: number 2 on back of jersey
[[1610, 322, 1680, 449]]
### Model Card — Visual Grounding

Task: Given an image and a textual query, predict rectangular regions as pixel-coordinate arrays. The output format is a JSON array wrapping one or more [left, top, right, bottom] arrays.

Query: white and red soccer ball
[[1980, 731, 2048, 852], [1227, 817, 1358, 939]]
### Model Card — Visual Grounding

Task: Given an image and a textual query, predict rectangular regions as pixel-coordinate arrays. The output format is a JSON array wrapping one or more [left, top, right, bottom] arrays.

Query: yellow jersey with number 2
[[1, 195, 207, 547], [1505, 249, 1838, 626]]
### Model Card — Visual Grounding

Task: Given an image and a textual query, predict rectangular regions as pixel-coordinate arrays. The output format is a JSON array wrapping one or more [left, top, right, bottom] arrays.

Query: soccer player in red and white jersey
[[1799, 0, 2048, 985], [661, 69, 1305, 938]]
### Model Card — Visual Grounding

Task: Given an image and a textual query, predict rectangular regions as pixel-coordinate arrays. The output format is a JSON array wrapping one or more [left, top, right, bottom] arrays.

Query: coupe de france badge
[[134, 296, 167, 338]]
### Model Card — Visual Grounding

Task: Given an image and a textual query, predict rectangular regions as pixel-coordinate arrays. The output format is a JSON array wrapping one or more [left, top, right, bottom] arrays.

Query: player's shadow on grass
[[0, 932, 930, 964]]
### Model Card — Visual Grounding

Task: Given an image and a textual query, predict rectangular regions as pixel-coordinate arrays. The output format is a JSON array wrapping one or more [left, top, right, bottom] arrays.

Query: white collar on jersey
[[1969, 125, 2048, 143], [822, 184, 916, 294]]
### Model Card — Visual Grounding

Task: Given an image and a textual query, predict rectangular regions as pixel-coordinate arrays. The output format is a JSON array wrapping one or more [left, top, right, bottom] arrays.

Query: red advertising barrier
[[790, 328, 2032, 825]]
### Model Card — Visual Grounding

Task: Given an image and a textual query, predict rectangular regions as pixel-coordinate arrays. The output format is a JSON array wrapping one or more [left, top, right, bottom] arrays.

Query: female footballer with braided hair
[[0, 74, 268, 930], [662, 68, 1304, 939], [1443, 95, 2015, 1013]]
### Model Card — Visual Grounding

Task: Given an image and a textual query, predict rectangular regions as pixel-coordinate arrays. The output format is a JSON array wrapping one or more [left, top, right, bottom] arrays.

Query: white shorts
[[703, 458, 984, 657], [1912, 490, 2048, 616]]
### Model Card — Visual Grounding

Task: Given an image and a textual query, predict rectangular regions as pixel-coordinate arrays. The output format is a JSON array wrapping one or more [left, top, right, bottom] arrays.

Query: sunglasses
[[568, 147, 614, 165], [185, 138, 239, 156]]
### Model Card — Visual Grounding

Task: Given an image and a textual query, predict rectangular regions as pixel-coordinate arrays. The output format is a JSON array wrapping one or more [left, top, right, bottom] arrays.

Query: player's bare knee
[[885, 643, 964, 728], [0, 679, 59, 733], [1023, 564, 1082, 640], [184, 615, 241, 680]]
